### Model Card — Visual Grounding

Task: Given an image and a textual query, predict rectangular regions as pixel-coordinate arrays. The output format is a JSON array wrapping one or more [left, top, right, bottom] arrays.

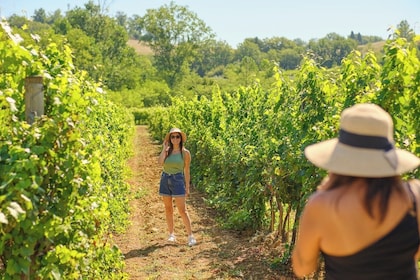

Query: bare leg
[[174, 196, 192, 236], [162, 196, 174, 234]]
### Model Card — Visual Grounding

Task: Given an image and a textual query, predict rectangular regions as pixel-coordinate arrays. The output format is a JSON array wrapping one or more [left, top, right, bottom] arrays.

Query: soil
[[113, 126, 299, 280], [128, 40, 154, 56]]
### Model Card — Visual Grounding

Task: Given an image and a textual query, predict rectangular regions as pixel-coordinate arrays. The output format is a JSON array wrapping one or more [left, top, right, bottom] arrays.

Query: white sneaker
[[168, 233, 176, 242], [188, 235, 196, 246]]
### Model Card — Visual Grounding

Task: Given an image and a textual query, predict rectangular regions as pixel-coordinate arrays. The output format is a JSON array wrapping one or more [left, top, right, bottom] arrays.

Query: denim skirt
[[159, 172, 185, 197]]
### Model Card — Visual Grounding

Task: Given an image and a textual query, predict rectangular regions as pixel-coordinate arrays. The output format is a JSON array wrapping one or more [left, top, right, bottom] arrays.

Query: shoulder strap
[[406, 181, 420, 245], [407, 180, 420, 260]]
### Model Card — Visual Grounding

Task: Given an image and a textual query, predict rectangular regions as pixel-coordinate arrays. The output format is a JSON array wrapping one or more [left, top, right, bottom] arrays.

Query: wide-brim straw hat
[[165, 128, 187, 143], [304, 103, 419, 177]]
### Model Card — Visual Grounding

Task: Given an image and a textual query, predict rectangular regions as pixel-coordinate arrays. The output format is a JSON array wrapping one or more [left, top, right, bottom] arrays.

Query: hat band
[[339, 129, 393, 151]]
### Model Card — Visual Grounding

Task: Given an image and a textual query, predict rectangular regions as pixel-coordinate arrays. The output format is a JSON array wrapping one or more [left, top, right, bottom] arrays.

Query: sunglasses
[[171, 135, 181, 139]]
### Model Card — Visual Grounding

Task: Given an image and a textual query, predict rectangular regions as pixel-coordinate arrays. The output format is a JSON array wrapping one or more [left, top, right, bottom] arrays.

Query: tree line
[[5, 1, 416, 109]]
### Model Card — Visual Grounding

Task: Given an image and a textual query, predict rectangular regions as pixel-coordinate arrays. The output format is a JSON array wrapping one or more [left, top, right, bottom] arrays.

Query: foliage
[[7, 3, 408, 110], [3, 4, 418, 276], [0, 22, 131, 279], [395, 20, 415, 41], [147, 35, 420, 243], [191, 39, 234, 77], [133, 1, 215, 88], [130, 107, 160, 125], [308, 33, 358, 67]]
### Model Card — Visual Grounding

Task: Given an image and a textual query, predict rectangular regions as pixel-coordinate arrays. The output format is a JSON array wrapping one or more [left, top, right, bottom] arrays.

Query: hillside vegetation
[[5, 1, 410, 109], [1, 1, 419, 278]]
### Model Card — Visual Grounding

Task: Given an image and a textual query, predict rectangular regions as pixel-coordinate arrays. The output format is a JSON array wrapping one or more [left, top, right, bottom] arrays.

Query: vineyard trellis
[[1, 19, 419, 278], [147, 34, 420, 267], [1, 22, 133, 278]]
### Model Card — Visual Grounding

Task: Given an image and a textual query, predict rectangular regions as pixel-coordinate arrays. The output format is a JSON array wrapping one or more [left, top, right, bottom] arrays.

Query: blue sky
[[1, 0, 419, 47]]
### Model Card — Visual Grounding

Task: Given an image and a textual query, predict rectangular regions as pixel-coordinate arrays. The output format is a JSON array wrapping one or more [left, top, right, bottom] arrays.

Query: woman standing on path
[[158, 128, 196, 246], [292, 103, 420, 279]]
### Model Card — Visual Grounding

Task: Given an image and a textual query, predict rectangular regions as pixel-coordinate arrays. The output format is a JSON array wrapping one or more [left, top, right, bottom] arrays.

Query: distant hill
[[127, 39, 153, 55], [357, 41, 386, 54], [128, 38, 387, 59]]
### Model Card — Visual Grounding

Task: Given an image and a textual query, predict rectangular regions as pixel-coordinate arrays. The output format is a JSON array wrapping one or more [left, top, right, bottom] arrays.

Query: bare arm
[[158, 141, 169, 165], [292, 195, 322, 278], [183, 149, 191, 196], [408, 179, 420, 260]]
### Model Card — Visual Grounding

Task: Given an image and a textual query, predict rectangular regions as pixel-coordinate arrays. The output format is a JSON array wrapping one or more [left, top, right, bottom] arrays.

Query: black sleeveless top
[[321, 185, 419, 280]]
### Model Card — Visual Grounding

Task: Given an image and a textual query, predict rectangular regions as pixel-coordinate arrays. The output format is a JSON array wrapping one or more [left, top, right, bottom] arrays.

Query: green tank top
[[163, 152, 184, 174]]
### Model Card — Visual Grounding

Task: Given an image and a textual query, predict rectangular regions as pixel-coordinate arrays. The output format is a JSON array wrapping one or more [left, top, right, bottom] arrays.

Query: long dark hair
[[167, 133, 184, 158], [328, 174, 404, 223]]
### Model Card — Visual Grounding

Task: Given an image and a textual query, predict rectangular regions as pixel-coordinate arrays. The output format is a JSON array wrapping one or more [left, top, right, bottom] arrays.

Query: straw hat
[[304, 103, 419, 177], [164, 128, 187, 143]]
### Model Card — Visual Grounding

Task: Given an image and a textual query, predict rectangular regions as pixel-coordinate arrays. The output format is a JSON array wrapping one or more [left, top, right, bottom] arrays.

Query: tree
[[239, 56, 258, 86], [33, 8, 47, 23], [6, 14, 27, 28], [46, 10, 64, 25], [127, 14, 142, 40], [115, 11, 128, 29], [357, 33, 362, 44], [66, 28, 102, 78], [191, 39, 234, 77], [235, 39, 263, 65], [278, 48, 302, 70], [308, 33, 357, 67], [134, 1, 215, 88], [260, 36, 299, 52], [395, 20, 414, 41], [64, 1, 144, 91]]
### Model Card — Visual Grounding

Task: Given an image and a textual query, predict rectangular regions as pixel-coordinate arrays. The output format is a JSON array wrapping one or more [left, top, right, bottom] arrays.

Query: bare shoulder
[[182, 148, 191, 159], [308, 189, 330, 203], [303, 190, 330, 214], [409, 179, 420, 195], [409, 179, 420, 187]]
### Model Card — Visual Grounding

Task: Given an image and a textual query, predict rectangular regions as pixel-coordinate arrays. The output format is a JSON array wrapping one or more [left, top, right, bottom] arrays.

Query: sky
[[1, 0, 419, 47]]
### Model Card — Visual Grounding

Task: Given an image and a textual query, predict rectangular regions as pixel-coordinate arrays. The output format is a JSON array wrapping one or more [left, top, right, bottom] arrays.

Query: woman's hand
[[158, 141, 169, 165], [163, 141, 170, 152]]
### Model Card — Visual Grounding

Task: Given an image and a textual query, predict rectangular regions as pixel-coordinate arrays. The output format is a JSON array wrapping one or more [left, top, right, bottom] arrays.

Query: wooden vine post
[[25, 76, 44, 124]]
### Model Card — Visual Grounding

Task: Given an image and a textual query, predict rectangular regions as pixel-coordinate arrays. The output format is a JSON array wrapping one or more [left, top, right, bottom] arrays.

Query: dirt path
[[113, 126, 296, 280]]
